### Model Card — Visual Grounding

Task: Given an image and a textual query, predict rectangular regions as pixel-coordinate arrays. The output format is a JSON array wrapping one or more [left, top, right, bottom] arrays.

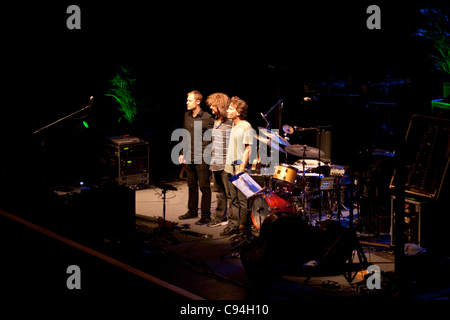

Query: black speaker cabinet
[[316, 130, 332, 160], [77, 185, 136, 241]]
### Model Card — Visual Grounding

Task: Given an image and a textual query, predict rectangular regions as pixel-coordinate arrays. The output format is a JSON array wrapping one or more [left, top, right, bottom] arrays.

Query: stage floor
[[133, 179, 398, 300], [2, 177, 450, 302]]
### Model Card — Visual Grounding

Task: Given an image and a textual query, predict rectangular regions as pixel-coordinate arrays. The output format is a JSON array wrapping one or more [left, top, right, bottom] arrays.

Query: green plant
[[105, 65, 139, 123], [413, 8, 450, 78]]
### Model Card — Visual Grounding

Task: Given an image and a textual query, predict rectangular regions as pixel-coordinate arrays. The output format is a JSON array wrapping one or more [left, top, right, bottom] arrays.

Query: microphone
[[89, 96, 93, 110]]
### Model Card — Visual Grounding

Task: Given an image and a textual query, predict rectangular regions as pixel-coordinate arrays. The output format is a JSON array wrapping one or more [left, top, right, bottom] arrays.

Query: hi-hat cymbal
[[285, 144, 324, 158], [254, 134, 286, 154], [257, 127, 291, 146]]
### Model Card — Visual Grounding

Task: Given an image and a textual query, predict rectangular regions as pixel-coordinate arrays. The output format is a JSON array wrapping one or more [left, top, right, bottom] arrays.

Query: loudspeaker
[[74, 185, 136, 241], [311, 220, 354, 269], [241, 215, 312, 286], [316, 131, 332, 160]]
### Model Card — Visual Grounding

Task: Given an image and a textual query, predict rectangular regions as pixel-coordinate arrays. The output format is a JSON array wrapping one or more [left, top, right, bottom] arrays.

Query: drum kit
[[251, 125, 348, 232]]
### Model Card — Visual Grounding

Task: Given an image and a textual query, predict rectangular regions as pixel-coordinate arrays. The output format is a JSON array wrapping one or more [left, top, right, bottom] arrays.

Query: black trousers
[[186, 161, 211, 216], [211, 170, 230, 221]]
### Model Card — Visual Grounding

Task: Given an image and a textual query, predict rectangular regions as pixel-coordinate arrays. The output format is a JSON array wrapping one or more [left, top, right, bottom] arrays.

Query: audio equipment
[[106, 136, 149, 188]]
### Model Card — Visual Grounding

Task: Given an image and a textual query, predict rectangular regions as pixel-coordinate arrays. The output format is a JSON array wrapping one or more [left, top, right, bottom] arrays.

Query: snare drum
[[273, 164, 299, 186], [251, 192, 295, 230]]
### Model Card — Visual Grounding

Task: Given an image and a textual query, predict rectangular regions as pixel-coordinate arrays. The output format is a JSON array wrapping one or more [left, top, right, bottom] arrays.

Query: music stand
[[220, 173, 263, 258]]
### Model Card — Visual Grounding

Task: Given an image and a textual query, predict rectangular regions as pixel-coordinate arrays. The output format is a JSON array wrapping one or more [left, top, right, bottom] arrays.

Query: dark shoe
[[178, 212, 198, 220], [207, 219, 228, 228], [195, 215, 211, 225], [220, 225, 239, 237], [230, 234, 244, 242]]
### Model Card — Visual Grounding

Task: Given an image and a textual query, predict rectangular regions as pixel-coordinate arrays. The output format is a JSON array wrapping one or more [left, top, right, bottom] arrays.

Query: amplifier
[[106, 136, 149, 188], [432, 99, 450, 119], [390, 196, 429, 247], [108, 135, 142, 145], [119, 173, 150, 188]]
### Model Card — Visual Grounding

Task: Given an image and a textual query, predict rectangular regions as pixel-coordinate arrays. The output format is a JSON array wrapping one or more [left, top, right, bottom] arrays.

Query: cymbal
[[254, 134, 286, 154], [294, 159, 327, 168], [285, 144, 324, 158], [257, 127, 290, 146], [282, 125, 294, 134]]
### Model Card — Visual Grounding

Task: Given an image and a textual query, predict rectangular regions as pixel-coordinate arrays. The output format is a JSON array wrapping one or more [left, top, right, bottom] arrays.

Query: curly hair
[[230, 96, 248, 120], [205, 92, 231, 122]]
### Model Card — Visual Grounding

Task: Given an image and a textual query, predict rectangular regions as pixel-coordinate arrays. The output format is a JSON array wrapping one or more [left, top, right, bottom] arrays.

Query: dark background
[[3, 3, 449, 187]]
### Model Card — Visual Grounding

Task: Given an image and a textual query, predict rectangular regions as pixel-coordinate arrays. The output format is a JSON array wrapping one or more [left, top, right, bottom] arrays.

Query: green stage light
[[83, 121, 89, 128]]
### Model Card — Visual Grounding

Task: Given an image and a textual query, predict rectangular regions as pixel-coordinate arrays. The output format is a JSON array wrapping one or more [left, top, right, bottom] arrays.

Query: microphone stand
[[32, 97, 93, 187], [262, 98, 283, 119], [33, 97, 93, 135], [260, 98, 284, 130]]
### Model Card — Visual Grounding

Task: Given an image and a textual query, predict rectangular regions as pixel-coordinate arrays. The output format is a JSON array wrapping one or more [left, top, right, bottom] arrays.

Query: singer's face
[[227, 104, 240, 120], [186, 94, 199, 111]]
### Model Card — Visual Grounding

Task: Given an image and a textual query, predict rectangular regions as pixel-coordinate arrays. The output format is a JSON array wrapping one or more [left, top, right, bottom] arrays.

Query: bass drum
[[251, 192, 295, 230]]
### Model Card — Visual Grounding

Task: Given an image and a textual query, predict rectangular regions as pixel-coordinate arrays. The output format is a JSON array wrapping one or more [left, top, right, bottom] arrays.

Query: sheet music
[[229, 172, 264, 198]]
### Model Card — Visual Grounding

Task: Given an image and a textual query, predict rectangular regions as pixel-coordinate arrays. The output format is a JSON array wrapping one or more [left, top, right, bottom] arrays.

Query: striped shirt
[[209, 119, 233, 171]]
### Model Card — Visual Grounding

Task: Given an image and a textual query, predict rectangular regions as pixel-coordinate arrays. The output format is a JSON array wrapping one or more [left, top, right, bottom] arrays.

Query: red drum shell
[[251, 192, 295, 230]]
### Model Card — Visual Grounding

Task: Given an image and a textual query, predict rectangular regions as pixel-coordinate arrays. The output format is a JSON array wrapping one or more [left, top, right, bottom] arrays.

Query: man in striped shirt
[[205, 93, 233, 228]]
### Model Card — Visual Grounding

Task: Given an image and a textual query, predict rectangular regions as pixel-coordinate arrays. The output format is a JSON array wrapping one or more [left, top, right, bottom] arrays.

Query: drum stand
[[322, 177, 347, 224], [298, 146, 317, 223]]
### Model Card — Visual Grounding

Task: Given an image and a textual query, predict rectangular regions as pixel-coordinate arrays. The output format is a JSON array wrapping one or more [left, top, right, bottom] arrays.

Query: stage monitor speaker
[[240, 216, 353, 286]]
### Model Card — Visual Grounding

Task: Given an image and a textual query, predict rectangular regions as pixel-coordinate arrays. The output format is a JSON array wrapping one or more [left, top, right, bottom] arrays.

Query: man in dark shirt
[[178, 90, 214, 225]]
